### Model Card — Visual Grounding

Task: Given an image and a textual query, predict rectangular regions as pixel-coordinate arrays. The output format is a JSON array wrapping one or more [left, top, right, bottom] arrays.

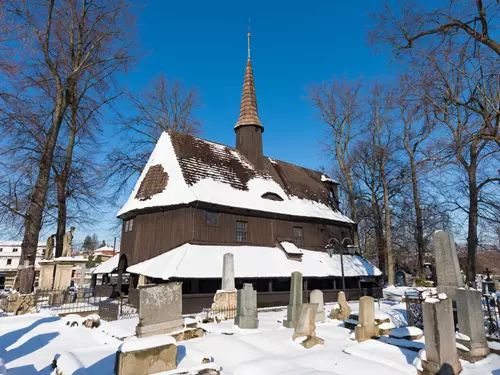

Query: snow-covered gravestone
[[433, 231, 463, 301], [292, 303, 324, 349], [309, 290, 325, 322], [421, 296, 462, 375], [330, 291, 351, 321], [136, 283, 184, 338], [235, 283, 258, 329], [354, 296, 377, 342], [455, 288, 490, 362], [222, 252, 235, 291], [115, 334, 177, 375], [283, 271, 303, 328]]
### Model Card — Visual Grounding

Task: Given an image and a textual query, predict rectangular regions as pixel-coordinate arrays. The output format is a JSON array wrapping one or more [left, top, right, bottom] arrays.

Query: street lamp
[[326, 237, 353, 293]]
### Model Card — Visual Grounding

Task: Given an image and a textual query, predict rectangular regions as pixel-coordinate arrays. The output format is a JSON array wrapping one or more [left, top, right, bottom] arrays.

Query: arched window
[[261, 192, 284, 201]]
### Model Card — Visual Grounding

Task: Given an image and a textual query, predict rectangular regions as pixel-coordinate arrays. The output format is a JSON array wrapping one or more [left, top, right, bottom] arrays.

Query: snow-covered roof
[[0, 241, 45, 247], [92, 254, 120, 274], [279, 241, 303, 256], [93, 246, 119, 255], [117, 131, 352, 224], [126, 243, 381, 279]]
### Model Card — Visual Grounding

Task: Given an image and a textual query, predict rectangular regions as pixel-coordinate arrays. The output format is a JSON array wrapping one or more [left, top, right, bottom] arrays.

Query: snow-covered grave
[[1, 299, 500, 374]]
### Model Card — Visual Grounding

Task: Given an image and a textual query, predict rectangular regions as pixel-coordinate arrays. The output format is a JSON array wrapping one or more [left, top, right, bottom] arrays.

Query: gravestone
[[329, 291, 351, 321], [115, 334, 177, 375], [283, 271, 303, 328], [222, 253, 235, 291], [235, 283, 258, 329], [136, 283, 184, 337], [421, 297, 462, 375], [309, 290, 325, 322], [292, 303, 324, 349], [455, 288, 490, 362], [433, 231, 463, 301], [354, 296, 377, 342]]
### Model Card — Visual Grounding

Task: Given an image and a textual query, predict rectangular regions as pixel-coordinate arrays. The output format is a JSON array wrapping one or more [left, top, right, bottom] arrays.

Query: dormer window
[[261, 192, 284, 201]]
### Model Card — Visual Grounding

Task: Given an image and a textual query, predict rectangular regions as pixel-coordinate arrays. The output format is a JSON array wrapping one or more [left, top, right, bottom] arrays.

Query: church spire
[[234, 28, 263, 130]]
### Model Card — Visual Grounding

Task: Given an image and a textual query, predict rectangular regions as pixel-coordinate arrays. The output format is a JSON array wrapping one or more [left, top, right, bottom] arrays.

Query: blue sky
[[83, 0, 399, 245]]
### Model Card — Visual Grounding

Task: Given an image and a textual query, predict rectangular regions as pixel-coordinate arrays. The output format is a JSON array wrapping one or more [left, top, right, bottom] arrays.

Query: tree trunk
[[56, 89, 78, 258], [466, 157, 479, 286], [345, 175, 359, 246], [18, 91, 66, 293], [372, 192, 385, 276], [409, 155, 425, 277], [381, 168, 394, 286]]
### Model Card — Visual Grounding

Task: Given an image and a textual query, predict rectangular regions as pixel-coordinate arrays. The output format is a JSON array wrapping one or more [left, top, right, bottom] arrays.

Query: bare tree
[[0, 0, 134, 292], [372, 1, 500, 57], [308, 78, 363, 245], [107, 75, 202, 198]]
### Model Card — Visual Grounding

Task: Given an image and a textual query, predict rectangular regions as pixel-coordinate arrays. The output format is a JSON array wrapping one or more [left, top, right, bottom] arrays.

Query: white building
[[0, 241, 45, 289]]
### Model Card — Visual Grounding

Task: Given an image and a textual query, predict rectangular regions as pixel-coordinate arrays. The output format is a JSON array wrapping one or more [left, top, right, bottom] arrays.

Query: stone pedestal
[[53, 257, 87, 290], [38, 260, 55, 290], [433, 231, 463, 301], [283, 271, 303, 328], [354, 296, 377, 342], [235, 283, 258, 329], [330, 291, 351, 321], [310, 290, 325, 322], [456, 288, 490, 362], [222, 252, 235, 291], [421, 297, 462, 375], [292, 303, 324, 349], [136, 283, 184, 338]]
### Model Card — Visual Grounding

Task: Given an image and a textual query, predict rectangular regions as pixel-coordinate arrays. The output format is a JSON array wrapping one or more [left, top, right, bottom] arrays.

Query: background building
[[0, 241, 45, 290]]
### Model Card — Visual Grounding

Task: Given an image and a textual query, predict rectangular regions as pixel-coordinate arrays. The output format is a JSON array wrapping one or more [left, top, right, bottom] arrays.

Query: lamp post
[[326, 237, 353, 293]]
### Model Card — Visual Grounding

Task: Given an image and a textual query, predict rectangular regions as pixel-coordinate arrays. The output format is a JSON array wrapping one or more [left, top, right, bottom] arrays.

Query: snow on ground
[[1, 301, 500, 374]]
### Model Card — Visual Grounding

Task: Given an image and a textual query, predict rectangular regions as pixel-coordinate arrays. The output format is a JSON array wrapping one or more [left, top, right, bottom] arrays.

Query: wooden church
[[111, 33, 382, 312]]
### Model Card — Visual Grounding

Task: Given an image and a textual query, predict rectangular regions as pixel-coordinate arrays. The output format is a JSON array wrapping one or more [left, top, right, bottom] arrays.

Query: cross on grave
[[485, 268, 492, 281]]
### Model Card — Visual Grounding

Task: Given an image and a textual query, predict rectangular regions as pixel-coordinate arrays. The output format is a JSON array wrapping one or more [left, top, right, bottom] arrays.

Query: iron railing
[[34, 288, 102, 314]]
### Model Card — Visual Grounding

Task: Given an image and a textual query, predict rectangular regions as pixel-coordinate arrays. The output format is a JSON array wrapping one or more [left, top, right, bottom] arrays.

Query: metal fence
[[34, 288, 102, 315], [483, 294, 500, 339], [98, 297, 138, 321], [405, 290, 425, 328]]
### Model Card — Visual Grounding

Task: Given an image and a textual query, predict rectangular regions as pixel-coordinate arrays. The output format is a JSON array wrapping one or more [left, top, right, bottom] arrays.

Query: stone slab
[[283, 271, 303, 328], [115, 340, 177, 375], [222, 253, 235, 291], [433, 231, 463, 301], [38, 262, 55, 290], [310, 290, 325, 323]]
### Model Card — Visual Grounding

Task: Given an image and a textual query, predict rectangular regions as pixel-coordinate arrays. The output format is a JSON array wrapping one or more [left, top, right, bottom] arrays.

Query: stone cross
[[421, 296, 462, 374], [354, 296, 377, 342], [309, 290, 325, 322], [222, 253, 235, 291], [235, 283, 258, 329], [136, 283, 184, 337], [283, 271, 303, 328], [455, 288, 490, 362], [433, 231, 463, 301]]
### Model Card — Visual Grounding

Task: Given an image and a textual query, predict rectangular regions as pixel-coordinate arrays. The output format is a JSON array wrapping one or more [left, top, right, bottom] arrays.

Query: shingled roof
[[118, 131, 351, 224]]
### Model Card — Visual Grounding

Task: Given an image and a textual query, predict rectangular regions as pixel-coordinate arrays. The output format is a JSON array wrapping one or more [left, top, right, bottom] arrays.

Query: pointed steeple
[[234, 31, 263, 130]]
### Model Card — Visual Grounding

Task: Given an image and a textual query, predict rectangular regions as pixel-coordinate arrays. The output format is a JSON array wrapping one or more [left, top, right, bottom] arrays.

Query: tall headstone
[[354, 296, 377, 342], [309, 290, 326, 322], [455, 288, 490, 362], [235, 283, 258, 329], [283, 271, 303, 328], [421, 297, 462, 375], [433, 231, 463, 301], [136, 283, 184, 337], [222, 253, 235, 291]]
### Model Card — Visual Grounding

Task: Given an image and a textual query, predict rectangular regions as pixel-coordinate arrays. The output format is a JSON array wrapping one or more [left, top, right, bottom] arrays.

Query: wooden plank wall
[[120, 206, 354, 266]]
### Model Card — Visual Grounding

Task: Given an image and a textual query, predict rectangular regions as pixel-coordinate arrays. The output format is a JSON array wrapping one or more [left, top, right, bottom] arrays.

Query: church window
[[293, 227, 304, 246], [236, 221, 247, 242], [205, 211, 218, 225]]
